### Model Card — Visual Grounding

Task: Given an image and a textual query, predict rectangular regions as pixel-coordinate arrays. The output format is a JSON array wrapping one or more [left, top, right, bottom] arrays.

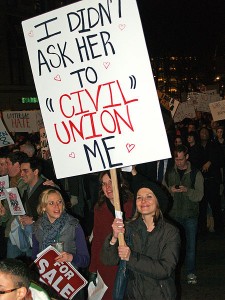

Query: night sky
[[137, 0, 225, 57]]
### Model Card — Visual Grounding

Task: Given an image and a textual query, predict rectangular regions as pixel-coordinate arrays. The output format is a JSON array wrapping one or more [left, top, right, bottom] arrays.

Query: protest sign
[[157, 90, 180, 117], [169, 98, 180, 117], [39, 127, 50, 159], [187, 92, 199, 108], [88, 271, 108, 300], [22, 0, 171, 178], [35, 246, 87, 300], [2, 110, 43, 133], [36, 110, 44, 129], [188, 91, 221, 113], [0, 175, 9, 201], [209, 99, 225, 121], [4, 187, 25, 215], [173, 101, 196, 123], [0, 119, 14, 147]]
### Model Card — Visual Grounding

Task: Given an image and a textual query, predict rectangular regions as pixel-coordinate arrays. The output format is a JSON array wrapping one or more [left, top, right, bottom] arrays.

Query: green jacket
[[165, 162, 204, 219]]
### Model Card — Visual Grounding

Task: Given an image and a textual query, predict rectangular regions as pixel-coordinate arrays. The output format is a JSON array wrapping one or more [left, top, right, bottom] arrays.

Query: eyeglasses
[[0, 287, 20, 294]]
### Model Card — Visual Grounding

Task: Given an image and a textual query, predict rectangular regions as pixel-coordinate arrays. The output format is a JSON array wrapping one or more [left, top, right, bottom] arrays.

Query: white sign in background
[[0, 119, 14, 147], [2, 110, 43, 133], [173, 101, 196, 123], [0, 175, 9, 201], [209, 99, 225, 121], [4, 187, 26, 216], [22, 0, 171, 178], [188, 91, 221, 113]]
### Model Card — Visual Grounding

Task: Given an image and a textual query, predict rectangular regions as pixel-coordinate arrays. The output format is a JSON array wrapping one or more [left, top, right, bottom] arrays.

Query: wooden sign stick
[[110, 168, 125, 246]]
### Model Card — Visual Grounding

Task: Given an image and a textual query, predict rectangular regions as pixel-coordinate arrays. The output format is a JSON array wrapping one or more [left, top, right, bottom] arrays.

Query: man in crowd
[[19, 142, 57, 184], [199, 127, 224, 234], [19, 143, 36, 158], [6, 152, 28, 192], [164, 145, 204, 284], [1, 152, 58, 258], [0, 258, 30, 300], [2, 152, 28, 258], [20, 157, 57, 224], [0, 154, 8, 176]]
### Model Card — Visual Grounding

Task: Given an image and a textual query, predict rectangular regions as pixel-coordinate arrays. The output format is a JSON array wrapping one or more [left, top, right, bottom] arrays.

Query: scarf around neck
[[41, 211, 69, 251]]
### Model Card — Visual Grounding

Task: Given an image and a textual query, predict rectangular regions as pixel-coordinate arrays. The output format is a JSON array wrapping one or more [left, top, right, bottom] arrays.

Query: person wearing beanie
[[101, 179, 180, 300]]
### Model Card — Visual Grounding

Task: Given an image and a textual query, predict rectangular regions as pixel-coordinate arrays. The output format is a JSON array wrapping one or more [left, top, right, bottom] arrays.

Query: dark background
[[137, 0, 225, 56]]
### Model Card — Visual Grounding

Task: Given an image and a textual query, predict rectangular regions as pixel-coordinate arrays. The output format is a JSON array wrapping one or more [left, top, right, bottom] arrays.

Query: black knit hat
[[134, 181, 169, 213]]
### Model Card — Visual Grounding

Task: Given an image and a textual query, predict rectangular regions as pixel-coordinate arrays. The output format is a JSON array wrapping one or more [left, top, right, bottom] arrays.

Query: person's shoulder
[[163, 218, 180, 234], [125, 218, 139, 231], [33, 217, 42, 229], [66, 213, 79, 225], [29, 281, 51, 300]]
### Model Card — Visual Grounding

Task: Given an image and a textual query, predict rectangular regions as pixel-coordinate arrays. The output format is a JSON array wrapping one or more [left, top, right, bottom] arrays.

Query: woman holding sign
[[88, 170, 133, 299], [101, 180, 181, 300], [32, 189, 90, 269]]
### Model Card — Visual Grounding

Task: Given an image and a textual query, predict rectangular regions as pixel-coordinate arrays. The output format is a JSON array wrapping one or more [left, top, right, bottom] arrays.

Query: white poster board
[[88, 271, 108, 300], [209, 99, 225, 121], [4, 187, 25, 215], [0, 175, 9, 201], [36, 110, 44, 129], [170, 99, 180, 117], [188, 92, 221, 113], [173, 101, 196, 123], [22, 0, 171, 178], [39, 127, 50, 159], [0, 119, 14, 147], [2, 110, 43, 133]]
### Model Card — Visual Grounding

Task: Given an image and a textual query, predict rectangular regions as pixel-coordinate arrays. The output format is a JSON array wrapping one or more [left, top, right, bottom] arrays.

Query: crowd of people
[[0, 111, 225, 299]]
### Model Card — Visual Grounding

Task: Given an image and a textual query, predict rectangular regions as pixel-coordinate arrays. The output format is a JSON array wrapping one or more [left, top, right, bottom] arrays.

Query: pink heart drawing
[[54, 74, 61, 81], [126, 143, 135, 153], [119, 24, 126, 30], [103, 62, 110, 69], [69, 152, 75, 158], [28, 30, 34, 37]]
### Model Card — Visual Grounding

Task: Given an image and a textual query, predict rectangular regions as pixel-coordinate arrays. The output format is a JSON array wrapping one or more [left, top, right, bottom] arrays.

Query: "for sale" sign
[[35, 246, 87, 299]]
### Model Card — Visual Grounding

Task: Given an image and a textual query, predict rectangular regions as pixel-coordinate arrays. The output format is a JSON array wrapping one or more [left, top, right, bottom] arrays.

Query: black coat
[[101, 217, 180, 300]]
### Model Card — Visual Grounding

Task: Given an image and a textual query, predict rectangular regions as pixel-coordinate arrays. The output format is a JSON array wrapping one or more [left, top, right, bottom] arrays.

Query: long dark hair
[[97, 170, 133, 208]]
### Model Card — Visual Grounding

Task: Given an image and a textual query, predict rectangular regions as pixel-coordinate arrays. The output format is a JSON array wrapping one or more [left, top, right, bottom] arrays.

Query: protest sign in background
[[22, 0, 171, 178], [157, 90, 180, 117], [39, 127, 50, 159], [2, 110, 43, 133], [0, 175, 9, 201], [173, 101, 196, 123], [36, 110, 44, 129], [209, 99, 225, 121], [0, 119, 14, 147], [188, 91, 221, 113], [4, 187, 25, 215]]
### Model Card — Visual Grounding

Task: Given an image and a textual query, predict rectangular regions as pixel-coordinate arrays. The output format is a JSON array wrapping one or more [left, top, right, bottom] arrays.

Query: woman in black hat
[[101, 180, 180, 300]]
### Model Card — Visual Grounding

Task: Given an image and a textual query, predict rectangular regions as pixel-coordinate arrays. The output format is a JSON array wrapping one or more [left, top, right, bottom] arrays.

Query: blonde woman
[[32, 189, 89, 269]]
